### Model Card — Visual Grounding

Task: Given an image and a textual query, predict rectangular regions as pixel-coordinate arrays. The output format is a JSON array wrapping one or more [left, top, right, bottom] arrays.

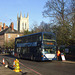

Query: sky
[[0, 0, 49, 30]]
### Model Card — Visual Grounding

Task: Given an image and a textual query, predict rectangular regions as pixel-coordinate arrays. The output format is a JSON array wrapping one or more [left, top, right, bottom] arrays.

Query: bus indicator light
[[50, 43, 53, 45], [47, 42, 50, 45], [41, 55, 43, 57]]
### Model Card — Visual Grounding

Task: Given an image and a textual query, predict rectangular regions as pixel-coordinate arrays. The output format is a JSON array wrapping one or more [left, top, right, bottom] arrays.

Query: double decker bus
[[15, 32, 57, 61]]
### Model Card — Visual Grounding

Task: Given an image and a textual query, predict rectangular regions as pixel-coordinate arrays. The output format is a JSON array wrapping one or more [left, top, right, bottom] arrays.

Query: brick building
[[0, 22, 23, 48]]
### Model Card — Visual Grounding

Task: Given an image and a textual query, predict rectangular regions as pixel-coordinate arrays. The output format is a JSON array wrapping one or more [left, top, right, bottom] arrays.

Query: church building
[[17, 13, 29, 32]]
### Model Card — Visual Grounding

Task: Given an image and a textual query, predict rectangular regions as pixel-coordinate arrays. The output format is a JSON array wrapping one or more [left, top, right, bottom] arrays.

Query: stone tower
[[17, 12, 29, 32]]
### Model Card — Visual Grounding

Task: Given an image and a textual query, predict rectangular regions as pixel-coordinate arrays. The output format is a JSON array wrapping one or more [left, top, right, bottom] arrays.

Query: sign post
[[61, 53, 66, 61]]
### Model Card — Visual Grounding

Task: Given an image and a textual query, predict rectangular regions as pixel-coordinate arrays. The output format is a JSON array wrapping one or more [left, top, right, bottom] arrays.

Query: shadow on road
[[1, 54, 55, 63], [3, 55, 16, 59]]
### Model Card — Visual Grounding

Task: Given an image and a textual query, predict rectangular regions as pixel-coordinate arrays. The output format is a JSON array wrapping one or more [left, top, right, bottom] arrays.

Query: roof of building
[[0, 27, 22, 35]]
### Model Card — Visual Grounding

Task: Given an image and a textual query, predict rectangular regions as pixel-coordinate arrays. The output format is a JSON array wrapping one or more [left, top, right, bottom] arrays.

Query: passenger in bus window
[[44, 49, 48, 53], [50, 49, 52, 53], [48, 49, 50, 53]]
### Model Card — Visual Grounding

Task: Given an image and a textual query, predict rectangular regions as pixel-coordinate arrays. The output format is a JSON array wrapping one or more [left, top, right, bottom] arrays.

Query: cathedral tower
[[17, 12, 29, 32]]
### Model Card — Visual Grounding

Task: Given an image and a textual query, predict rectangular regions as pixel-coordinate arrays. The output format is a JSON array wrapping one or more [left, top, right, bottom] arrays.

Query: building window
[[8, 34, 10, 38]]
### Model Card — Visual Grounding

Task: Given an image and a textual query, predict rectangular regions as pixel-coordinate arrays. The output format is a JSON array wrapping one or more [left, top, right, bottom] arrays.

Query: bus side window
[[25, 37, 28, 43], [17, 48, 18, 52], [38, 36, 41, 41], [37, 34, 41, 41], [39, 36, 41, 41], [28, 37, 31, 43], [17, 48, 21, 53], [36, 47, 41, 53], [23, 49, 25, 54], [32, 36, 36, 42]]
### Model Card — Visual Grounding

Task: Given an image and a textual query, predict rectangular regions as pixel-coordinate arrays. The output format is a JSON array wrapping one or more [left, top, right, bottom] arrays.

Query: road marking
[[19, 62, 42, 75]]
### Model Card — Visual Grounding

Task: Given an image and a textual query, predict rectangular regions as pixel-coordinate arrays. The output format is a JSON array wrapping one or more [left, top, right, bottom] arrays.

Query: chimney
[[0, 22, 2, 32], [11, 22, 14, 31], [3, 23, 6, 30], [0, 25, 2, 32]]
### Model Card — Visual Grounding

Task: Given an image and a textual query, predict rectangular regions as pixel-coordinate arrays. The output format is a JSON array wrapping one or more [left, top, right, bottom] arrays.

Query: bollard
[[61, 53, 66, 61], [13, 60, 15, 67], [2, 58, 5, 65], [13, 59, 22, 72]]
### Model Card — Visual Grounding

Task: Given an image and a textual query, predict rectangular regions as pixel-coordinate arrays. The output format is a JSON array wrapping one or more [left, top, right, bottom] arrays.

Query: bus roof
[[15, 32, 55, 39]]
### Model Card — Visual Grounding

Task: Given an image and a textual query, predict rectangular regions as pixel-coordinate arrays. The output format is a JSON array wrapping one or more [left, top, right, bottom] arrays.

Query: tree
[[31, 21, 51, 33], [30, 21, 39, 33], [4, 40, 15, 49], [39, 21, 51, 32], [43, 0, 73, 46], [57, 24, 72, 46], [67, 0, 75, 45], [70, 0, 75, 40], [24, 30, 32, 35], [43, 0, 68, 24]]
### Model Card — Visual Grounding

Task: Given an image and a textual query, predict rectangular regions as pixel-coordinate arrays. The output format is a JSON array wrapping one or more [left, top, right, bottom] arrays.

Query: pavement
[[62, 60, 75, 64], [0, 60, 37, 75], [0, 60, 75, 75]]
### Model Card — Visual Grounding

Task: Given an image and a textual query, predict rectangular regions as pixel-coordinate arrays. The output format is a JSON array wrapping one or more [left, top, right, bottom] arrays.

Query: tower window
[[22, 23, 24, 30], [25, 23, 26, 29]]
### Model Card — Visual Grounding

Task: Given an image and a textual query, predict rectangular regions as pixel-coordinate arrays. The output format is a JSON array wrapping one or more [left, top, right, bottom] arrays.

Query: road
[[0, 55, 75, 75]]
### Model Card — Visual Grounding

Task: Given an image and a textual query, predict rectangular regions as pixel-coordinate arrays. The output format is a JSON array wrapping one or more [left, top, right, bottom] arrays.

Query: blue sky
[[0, 0, 49, 30]]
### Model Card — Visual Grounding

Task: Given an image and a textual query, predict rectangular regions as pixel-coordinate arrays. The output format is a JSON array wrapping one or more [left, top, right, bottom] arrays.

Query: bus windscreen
[[44, 46, 56, 54], [43, 33, 55, 40]]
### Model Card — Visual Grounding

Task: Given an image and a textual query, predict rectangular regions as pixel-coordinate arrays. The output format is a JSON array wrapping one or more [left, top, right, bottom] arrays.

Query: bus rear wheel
[[17, 54, 20, 59]]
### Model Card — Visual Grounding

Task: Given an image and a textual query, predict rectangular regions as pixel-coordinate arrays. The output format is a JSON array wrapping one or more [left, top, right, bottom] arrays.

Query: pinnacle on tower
[[24, 14, 25, 18], [17, 13, 19, 19], [27, 13, 29, 18], [20, 12, 22, 18]]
